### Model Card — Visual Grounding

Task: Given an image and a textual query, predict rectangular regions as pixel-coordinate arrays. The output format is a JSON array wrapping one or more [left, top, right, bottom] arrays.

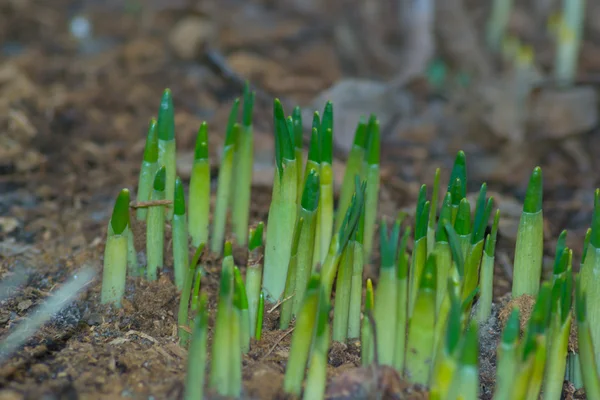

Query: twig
[[130, 200, 173, 209], [260, 328, 294, 361], [267, 294, 294, 313]]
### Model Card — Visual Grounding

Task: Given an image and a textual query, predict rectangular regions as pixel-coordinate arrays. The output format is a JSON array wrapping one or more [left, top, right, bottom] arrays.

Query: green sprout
[[156, 89, 176, 220], [281, 217, 304, 329], [146, 166, 166, 281], [211, 100, 239, 254], [394, 226, 411, 373], [178, 244, 204, 347], [575, 275, 600, 399], [264, 99, 298, 302], [362, 115, 380, 262], [315, 106, 334, 266], [347, 207, 365, 340], [189, 122, 210, 247], [494, 308, 520, 400], [136, 118, 158, 221], [427, 168, 441, 255], [246, 223, 264, 338], [374, 217, 402, 365], [336, 117, 367, 231], [234, 267, 250, 353], [477, 209, 500, 322], [172, 176, 189, 290], [292, 105, 304, 203], [184, 293, 208, 400], [101, 188, 130, 306], [232, 84, 255, 245], [361, 278, 375, 366], [303, 289, 330, 400], [512, 167, 543, 297]]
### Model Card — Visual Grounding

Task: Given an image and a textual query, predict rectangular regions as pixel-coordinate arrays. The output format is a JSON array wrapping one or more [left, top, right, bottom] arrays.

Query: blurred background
[[1, 0, 599, 277]]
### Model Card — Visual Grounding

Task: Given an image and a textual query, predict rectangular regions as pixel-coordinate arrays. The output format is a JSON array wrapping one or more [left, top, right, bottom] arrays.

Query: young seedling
[[210, 243, 235, 396], [284, 274, 321, 396], [362, 115, 380, 262], [293, 169, 320, 314], [580, 189, 600, 368], [406, 254, 437, 385], [393, 227, 411, 373], [575, 276, 600, 399], [188, 122, 210, 247], [477, 209, 500, 322], [281, 218, 304, 330], [178, 244, 205, 347], [446, 322, 479, 400], [332, 228, 354, 342], [361, 279, 375, 366], [264, 99, 298, 301], [146, 166, 166, 281], [184, 294, 208, 400], [234, 267, 250, 353], [156, 89, 176, 220], [136, 118, 158, 221], [512, 167, 543, 297], [172, 177, 189, 290], [494, 308, 520, 400], [409, 189, 430, 316], [101, 188, 130, 306], [434, 193, 453, 314], [212, 101, 239, 254], [256, 291, 265, 340], [315, 102, 334, 265], [347, 208, 365, 340], [427, 168, 441, 255], [336, 117, 368, 230], [232, 85, 255, 245], [303, 289, 330, 400], [448, 151, 467, 223], [374, 218, 402, 365], [246, 223, 264, 338]]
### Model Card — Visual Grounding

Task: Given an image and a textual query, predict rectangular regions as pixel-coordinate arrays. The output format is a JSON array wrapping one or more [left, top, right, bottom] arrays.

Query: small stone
[[529, 86, 598, 139], [86, 312, 103, 326], [17, 299, 32, 312], [168, 16, 215, 60]]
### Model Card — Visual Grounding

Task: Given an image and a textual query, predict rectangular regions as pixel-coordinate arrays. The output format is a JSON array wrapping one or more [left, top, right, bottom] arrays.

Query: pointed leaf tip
[[111, 188, 130, 235], [174, 177, 185, 215], [153, 166, 166, 192], [143, 118, 158, 162], [301, 169, 320, 212], [157, 89, 175, 141], [523, 166, 543, 213], [194, 122, 209, 161]]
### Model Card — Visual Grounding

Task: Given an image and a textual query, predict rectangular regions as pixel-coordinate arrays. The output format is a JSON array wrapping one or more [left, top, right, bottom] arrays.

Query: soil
[[1, 0, 600, 399]]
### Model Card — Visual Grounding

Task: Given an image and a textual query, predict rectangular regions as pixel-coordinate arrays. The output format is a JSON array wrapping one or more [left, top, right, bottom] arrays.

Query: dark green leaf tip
[[249, 222, 264, 251], [194, 122, 209, 161], [420, 254, 437, 290], [110, 188, 130, 235], [312, 111, 321, 133], [502, 308, 520, 344], [523, 166, 543, 213], [454, 198, 472, 235], [366, 118, 380, 166], [143, 118, 158, 162], [273, 99, 295, 166], [582, 227, 592, 264], [242, 83, 255, 128], [553, 230, 569, 275], [321, 101, 333, 134], [353, 116, 368, 149], [157, 89, 175, 141], [225, 98, 240, 146], [224, 241, 233, 258], [448, 151, 467, 200], [153, 166, 166, 192], [225, 122, 240, 148], [292, 106, 303, 149], [590, 189, 600, 249], [307, 128, 320, 164], [174, 176, 185, 215], [301, 169, 320, 212], [307, 274, 321, 292]]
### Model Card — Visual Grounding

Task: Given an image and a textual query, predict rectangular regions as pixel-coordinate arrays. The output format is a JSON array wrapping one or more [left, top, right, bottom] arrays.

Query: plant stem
[[303, 294, 330, 400], [101, 189, 130, 307], [211, 121, 239, 255], [362, 116, 380, 262], [361, 279, 375, 366], [178, 245, 205, 347], [189, 122, 210, 247], [156, 89, 176, 220], [173, 177, 189, 290], [347, 231, 364, 339], [477, 210, 500, 322], [246, 223, 264, 338], [281, 218, 303, 329], [512, 167, 543, 297], [184, 294, 208, 400], [146, 167, 166, 280], [136, 118, 158, 221], [232, 86, 255, 246], [333, 240, 353, 342]]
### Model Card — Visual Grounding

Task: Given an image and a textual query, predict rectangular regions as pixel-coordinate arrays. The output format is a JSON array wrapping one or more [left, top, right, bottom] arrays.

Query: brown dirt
[[1, 0, 600, 398]]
